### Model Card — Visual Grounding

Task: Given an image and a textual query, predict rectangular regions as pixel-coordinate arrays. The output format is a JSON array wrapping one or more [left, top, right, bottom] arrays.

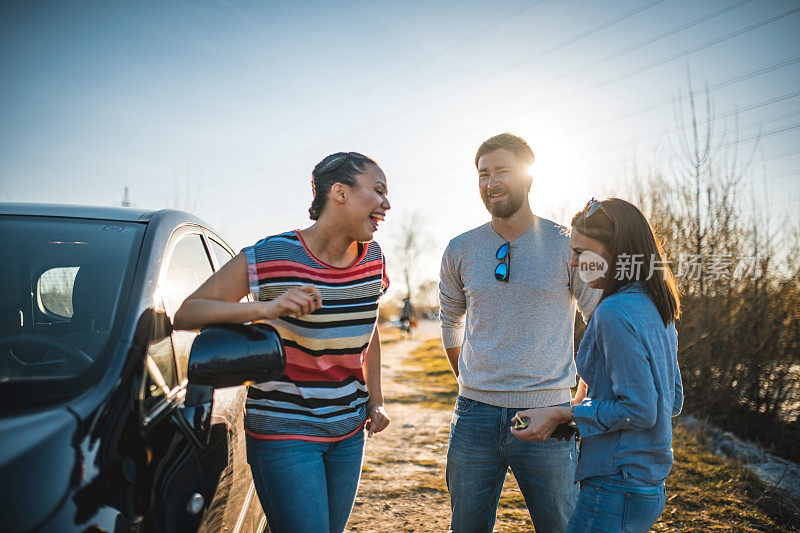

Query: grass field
[[399, 339, 800, 532]]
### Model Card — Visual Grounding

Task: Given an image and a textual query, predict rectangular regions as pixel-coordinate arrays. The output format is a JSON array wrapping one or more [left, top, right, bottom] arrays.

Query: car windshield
[[0, 215, 144, 408]]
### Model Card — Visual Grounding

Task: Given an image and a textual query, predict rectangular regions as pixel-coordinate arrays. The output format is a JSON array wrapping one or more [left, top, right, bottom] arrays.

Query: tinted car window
[[162, 234, 214, 317], [0, 216, 143, 407], [162, 233, 214, 382], [209, 239, 234, 268], [143, 299, 177, 410]]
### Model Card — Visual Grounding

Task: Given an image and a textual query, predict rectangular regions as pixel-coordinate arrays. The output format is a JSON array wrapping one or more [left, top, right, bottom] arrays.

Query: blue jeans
[[565, 472, 666, 533], [446, 396, 579, 533], [246, 429, 365, 533]]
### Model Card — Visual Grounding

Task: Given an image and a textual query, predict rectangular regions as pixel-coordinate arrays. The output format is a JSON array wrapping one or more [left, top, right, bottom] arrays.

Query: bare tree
[[391, 210, 433, 303], [626, 74, 800, 461]]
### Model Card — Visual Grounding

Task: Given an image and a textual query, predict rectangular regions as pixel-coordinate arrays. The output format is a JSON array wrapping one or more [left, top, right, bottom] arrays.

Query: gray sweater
[[439, 217, 600, 408]]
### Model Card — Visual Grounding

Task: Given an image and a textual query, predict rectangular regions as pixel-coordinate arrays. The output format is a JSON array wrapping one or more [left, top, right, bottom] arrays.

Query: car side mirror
[[187, 323, 285, 388], [175, 323, 285, 449]]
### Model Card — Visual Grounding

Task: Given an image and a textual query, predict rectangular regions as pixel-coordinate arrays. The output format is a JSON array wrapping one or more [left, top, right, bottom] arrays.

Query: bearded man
[[438, 133, 599, 533]]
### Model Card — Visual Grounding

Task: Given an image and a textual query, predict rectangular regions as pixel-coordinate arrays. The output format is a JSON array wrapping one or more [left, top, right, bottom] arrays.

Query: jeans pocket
[[622, 489, 665, 532], [454, 396, 474, 414]]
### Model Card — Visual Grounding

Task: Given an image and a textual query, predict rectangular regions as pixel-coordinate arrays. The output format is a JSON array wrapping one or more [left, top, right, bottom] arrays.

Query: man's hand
[[365, 403, 391, 438], [510, 406, 572, 442], [262, 285, 322, 319], [444, 346, 461, 378]]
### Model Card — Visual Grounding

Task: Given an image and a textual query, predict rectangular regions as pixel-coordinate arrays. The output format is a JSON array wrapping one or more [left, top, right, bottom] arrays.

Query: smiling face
[[477, 148, 531, 218], [570, 228, 612, 289], [344, 164, 390, 242]]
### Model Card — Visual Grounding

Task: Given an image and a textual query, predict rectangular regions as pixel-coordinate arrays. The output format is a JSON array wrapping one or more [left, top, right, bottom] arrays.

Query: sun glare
[[519, 122, 599, 225]]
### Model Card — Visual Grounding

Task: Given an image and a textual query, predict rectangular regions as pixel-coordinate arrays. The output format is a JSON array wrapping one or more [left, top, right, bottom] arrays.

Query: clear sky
[[2, 0, 798, 298]]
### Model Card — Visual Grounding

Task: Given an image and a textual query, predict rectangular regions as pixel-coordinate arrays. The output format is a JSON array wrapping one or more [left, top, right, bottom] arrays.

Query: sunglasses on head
[[495, 242, 510, 282], [583, 197, 614, 225]]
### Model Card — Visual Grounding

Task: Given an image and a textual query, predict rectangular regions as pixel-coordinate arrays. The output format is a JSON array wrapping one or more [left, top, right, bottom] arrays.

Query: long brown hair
[[571, 198, 681, 327]]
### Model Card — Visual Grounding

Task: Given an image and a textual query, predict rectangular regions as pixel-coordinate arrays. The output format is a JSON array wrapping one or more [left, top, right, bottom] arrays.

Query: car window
[[209, 239, 234, 269], [143, 299, 177, 411], [162, 234, 214, 317], [210, 237, 251, 303], [0, 216, 143, 409], [161, 233, 214, 383], [37, 266, 80, 318]]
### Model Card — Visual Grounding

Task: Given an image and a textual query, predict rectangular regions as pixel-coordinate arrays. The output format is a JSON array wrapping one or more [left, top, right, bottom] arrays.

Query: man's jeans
[[246, 429, 365, 533], [446, 396, 578, 533]]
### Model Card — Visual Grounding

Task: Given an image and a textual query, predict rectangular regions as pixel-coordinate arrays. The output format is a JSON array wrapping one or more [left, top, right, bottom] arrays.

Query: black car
[[0, 203, 281, 532]]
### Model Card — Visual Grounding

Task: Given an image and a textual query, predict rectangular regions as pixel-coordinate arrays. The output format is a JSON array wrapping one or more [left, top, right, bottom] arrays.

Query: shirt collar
[[617, 281, 648, 294]]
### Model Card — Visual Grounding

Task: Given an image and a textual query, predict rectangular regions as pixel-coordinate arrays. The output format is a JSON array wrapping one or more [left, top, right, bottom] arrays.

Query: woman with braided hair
[[175, 152, 392, 532]]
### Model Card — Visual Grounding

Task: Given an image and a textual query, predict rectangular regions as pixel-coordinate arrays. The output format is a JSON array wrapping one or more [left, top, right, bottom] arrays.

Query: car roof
[[0, 202, 155, 222], [0, 202, 207, 227]]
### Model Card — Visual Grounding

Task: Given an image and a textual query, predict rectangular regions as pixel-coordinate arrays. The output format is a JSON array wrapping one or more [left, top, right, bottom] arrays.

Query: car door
[[197, 231, 267, 533], [133, 228, 217, 531], [134, 225, 261, 532]]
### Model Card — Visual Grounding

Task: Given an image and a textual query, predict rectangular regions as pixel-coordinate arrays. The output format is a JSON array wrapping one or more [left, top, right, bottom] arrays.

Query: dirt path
[[347, 324, 800, 532], [348, 327, 532, 532]]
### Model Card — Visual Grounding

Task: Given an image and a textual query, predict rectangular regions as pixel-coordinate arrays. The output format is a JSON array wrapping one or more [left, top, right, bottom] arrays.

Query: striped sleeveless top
[[242, 230, 388, 442]]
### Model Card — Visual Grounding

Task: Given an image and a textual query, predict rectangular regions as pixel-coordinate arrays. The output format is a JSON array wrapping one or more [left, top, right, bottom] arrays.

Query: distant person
[[438, 133, 600, 532], [400, 296, 414, 337], [512, 198, 683, 533], [174, 152, 391, 533]]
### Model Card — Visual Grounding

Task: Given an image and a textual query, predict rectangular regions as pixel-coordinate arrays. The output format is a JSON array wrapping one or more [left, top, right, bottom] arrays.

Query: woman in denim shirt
[[512, 198, 683, 533]]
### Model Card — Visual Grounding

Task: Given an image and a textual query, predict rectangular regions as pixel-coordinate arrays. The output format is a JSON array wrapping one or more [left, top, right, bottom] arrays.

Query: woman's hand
[[261, 285, 323, 319], [365, 403, 390, 438], [571, 378, 588, 407], [510, 406, 572, 442]]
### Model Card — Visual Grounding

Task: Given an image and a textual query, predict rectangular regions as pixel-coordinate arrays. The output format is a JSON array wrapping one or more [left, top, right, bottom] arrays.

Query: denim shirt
[[572, 282, 683, 484]]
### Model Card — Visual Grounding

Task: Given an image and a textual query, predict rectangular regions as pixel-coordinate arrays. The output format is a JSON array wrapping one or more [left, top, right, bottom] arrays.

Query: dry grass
[[396, 337, 458, 409], [399, 339, 800, 532], [377, 325, 403, 345]]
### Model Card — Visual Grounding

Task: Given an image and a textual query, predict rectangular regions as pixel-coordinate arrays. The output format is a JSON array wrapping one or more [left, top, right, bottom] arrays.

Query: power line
[[582, 124, 800, 184], [306, 5, 800, 184], [205, 46, 800, 220], [205, 110, 800, 220], [572, 5, 800, 105], [726, 122, 800, 145], [574, 101, 800, 165], [482, 0, 670, 82], [476, 0, 755, 125], [758, 169, 800, 183], [320, 0, 775, 168], [587, 117, 800, 175], [139, 1, 551, 189], [393, 186, 800, 223], [740, 196, 800, 214], [197, 0, 672, 196], [314, 0, 550, 113], [406, 135, 800, 205], [562, 55, 800, 137], [765, 147, 800, 161], [361, 104, 800, 210], [435, 6, 800, 155], [201, 10, 800, 214]]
